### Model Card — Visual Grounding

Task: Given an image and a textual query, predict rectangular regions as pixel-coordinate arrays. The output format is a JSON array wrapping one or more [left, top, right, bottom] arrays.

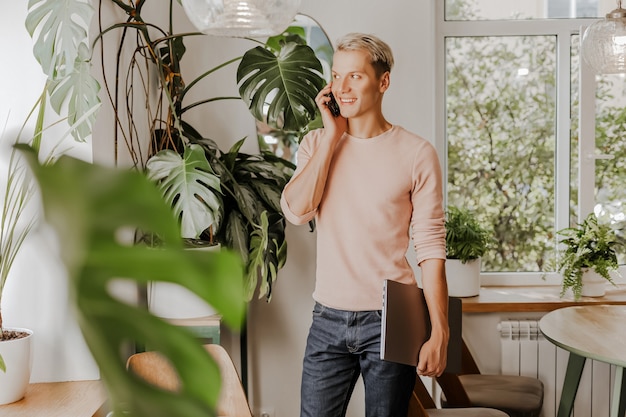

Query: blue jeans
[[300, 302, 416, 417]]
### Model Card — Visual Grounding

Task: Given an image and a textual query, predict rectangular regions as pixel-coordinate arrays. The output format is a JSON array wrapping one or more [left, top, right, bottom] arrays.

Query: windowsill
[[461, 284, 626, 313]]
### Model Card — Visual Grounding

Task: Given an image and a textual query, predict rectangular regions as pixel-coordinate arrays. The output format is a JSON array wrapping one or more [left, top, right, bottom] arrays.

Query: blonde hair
[[335, 33, 394, 78]]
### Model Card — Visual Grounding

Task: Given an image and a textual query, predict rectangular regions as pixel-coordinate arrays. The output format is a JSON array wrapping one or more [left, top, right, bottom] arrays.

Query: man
[[280, 33, 449, 417]]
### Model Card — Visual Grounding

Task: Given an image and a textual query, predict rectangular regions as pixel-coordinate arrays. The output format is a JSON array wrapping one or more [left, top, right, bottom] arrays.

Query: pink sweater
[[280, 125, 446, 311]]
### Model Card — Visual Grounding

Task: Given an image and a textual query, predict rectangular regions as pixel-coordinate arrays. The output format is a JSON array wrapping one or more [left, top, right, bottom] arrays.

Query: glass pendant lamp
[[181, 0, 301, 37], [581, 0, 626, 74]]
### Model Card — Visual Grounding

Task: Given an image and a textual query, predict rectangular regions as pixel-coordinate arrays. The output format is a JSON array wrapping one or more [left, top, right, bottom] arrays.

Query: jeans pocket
[[312, 302, 326, 318]]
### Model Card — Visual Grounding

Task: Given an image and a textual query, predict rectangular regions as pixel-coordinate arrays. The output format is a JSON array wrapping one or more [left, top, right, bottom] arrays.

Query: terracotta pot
[[581, 268, 607, 297], [0, 327, 33, 405], [445, 258, 481, 297]]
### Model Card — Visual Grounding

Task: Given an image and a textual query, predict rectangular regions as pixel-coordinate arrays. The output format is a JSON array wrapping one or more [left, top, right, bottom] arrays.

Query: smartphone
[[325, 93, 340, 117]]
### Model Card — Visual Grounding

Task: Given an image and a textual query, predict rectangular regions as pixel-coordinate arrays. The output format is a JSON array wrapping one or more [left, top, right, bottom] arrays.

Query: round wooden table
[[539, 305, 626, 417]]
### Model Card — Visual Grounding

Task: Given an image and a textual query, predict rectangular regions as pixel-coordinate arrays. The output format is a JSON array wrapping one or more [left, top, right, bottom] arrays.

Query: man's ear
[[380, 71, 390, 92]]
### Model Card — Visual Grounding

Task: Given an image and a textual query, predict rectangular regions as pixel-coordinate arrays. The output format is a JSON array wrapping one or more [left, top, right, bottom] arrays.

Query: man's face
[[331, 49, 389, 120]]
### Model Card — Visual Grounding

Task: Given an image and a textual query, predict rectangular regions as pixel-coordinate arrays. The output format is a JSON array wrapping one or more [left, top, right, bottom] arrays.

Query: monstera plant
[[28, 0, 326, 300], [96, 1, 326, 300]]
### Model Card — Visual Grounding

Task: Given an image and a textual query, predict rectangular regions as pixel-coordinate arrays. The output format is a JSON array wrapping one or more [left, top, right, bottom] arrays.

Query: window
[[444, 0, 601, 20], [437, 0, 626, 283]]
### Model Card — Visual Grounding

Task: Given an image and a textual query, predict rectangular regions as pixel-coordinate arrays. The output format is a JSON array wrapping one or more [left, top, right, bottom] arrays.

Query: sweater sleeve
[[410, 141, 446, 264], [280, 132, 318, 225]]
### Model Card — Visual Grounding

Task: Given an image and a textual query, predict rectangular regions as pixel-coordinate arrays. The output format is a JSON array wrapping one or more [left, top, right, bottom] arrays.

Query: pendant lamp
[[181, 0, 301, 38], [581, 0, 626, 74]]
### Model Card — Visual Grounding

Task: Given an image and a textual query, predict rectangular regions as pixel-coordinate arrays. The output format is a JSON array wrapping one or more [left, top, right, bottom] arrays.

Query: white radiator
[[498, 319, 616, 417]]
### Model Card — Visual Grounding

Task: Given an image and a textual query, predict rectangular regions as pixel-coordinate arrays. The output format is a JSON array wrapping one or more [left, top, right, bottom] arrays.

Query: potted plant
[[143, 143, 226, 318], [95, 1, 325, 302], [0, 146, 36, 404], [445, 205, 492, 297], [0, 0, 99, 402], [556, 212, 621, 300]]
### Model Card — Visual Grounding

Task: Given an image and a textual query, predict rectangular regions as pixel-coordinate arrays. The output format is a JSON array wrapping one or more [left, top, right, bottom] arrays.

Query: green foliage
[[557, 212, 620, 300], [194, 137, 294, 300], [445, 206, 492, 263], [446, 33, 557, 272], [25, 0, 100, 142], [93, 2, 323, 300], [237, 42, 325, 134], [0, 151, 37, 314], [146, 145, 223, 241], [0, 121, 46, 366], [19, 144, 246, 417]]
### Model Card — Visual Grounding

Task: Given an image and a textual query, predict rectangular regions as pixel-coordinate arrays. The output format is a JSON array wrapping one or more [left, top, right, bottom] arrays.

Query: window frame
[[435, 2, 607, 285]]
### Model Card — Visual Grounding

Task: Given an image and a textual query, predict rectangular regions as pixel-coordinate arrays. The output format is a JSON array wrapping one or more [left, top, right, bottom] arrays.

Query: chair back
[[127, 350, 180, 391], [206, 344, 253, 417], [127, 344, 252, 417]]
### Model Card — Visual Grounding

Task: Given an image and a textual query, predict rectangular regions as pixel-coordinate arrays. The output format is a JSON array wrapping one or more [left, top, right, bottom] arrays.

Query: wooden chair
[[126, 344, 252, 417], [408, 376, 508, 417], [435, 340, 544, 417]]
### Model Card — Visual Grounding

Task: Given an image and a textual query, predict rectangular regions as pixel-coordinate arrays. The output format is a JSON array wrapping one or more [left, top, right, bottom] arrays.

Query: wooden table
[[539, 305, 626, 417], [0, 380, 106, 417]]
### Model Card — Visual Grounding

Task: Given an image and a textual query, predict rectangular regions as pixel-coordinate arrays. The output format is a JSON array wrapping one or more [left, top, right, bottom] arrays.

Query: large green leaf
[[237, 43, 325, 133], [47, 43, 101, 142], [147, 145, 222, 240], [224, 210, 249, 263], [25, 0, 92, 78], [18, 145, 246, 417], [26, 0, 100, 142]]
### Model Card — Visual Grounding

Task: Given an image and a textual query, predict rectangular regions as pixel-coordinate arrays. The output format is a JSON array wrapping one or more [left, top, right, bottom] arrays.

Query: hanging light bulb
[[581, 0, 626, 74], [181, 0, 301, 38]]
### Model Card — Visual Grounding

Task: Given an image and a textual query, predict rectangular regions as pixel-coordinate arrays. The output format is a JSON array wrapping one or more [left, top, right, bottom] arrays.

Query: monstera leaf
[[245, 211, 286, 300], [237, 42, 326, 134], [147, 144, 223, 240], [18, 145, 246, 417], [26, 0, 100, 142]]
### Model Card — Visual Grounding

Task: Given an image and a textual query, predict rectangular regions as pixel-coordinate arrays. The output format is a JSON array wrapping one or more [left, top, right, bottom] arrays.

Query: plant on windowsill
[[556, 212, 621, 300], [445, 205, 492, 297]]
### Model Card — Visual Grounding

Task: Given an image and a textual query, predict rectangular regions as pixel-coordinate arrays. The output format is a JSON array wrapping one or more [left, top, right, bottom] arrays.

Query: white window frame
[[435, 2, 608, 285]]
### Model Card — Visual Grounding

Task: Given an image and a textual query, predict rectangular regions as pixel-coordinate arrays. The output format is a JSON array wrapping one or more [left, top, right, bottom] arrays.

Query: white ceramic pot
[[445, 258, 481, 297], [581, 268, 607, 297], [0, 327, 33, 405], [148, 244, 219, 319]]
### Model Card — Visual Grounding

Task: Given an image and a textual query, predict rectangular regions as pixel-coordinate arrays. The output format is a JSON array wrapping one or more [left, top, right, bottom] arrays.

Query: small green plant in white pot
[[0, 147, 36, 404], [445, 206, 492, 297], [556, 212, 621, 300]]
